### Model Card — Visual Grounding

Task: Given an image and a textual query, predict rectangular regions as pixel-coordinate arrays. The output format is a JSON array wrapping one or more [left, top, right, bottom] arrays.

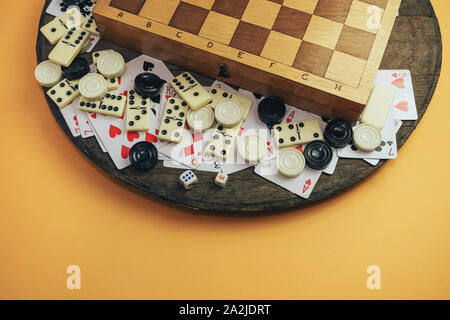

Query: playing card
[[364, 119, 403, 166], [160, 130, 197, 169], [71, 99, 95, 138], [254, 156, 322, 199], [126, 55, 174, 83], [283, 106, 340, 174], [81, 35, 101, 53], [211, 80, 237, 93], [60, 104, 81, 137], [375, 70, 418, 121], [338, 108, 398, 160], [159, 83, 177, 121]]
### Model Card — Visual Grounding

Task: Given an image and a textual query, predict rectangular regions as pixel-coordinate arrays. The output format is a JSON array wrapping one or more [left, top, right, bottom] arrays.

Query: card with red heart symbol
[[375, 70, 418, 121], [59, 102, 81, 137], [254, 159, 322, 199]]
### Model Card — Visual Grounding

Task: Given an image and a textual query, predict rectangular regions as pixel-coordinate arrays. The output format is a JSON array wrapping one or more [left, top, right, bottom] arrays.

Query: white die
[[180, 170, 198, 190], [215, 172, 228, 188]]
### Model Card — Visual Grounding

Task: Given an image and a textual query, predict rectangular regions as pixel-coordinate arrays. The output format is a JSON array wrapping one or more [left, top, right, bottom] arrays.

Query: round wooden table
[[36, 0, 442, 215]]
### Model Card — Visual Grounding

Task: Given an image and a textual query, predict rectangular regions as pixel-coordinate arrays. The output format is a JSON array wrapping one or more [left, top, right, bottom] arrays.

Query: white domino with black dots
[[126, 90, 153, 132], [170, 72, 211, 110], [49, 28, 90, 67], [47, 78, 80, 109], [273, 120, 324, 148], [158, 97, 189, 143]]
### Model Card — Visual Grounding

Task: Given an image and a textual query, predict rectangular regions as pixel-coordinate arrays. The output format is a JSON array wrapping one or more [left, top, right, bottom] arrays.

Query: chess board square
[[241, 0, 281, 30], [325, 51, 366, 87], [314, 0, 353, 23], [292, 41, 333, 77], [230, 21, 271, 56], [268, 0, 283, 3], [169, 2, 209, 35], [303, 15, 343, 50], [345, 0, 385, 34], [261, 31, 302, 66], [283, 0, 319, 15], [199, 11, 240, 45], [110, 0, 146, 14], [182, 0, 215, 10], [272, 6, 311, 39], [139, 0, 180, 24], [335, 25, 376, 60], [212, 0, 250, 19], [359, 0, 389, 8]]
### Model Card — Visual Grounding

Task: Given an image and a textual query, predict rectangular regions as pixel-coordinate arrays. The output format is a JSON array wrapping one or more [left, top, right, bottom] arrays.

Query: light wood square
[[182, 0, 215, 10], [345, 0, 385, 34], [199, 11, 240, 45], [303, 15, 343, 50], [139, 0, 181, 24], [283, 0, 319, 14], [261, 31, 302, 66], [241, 0, 281, 29], [325, 51, 367, 87]]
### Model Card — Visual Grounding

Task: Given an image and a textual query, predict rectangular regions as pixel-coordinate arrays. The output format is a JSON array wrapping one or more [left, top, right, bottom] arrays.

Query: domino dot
[[279, 138, 284, 144], [167, 109, 172, 114], [180, 86, 185, 90], [60, 83, 65, 87], [223, 92, 228, 98], [80, 102, 85, 106], [174, 105, 179, 110], [183, 73, 188, 77], [78, 36, 83, 40], [111, 95, 116, 99], [169, 99, 175, 103], [92, 104, 97, 108], [179, 112, 185, 117], [129, 121, 134, 126], [182, 102, 187, 106], [129, 95, 134, 100], [210, 145, 215, 151], [108, 106, 113, 110], [300, 123, 305, 127], [194, 92, 199, 96], [214, 135, 219, 140], [212, 89, 217, 94], [130, 90, 135, 94], [101, 105, 106, 110], [177, 122, 183, 127], [135, 115, 140, 120], [81, 31, 86, 36], [142, 110, 147, 115], [218, 126, 223, 131], [162, 130, 167, 135], [164, 119, 169, 124], [288, 124, 294, 129], [51, 28, 56, 32], [66, 91, 72, 96], [117, 96, 122, 100], [50, 90, 56, 94], [276, 126, 282, 131], [290, 137, 295, 142], [172, 79, 177, 83], [57, 98, 62, 102], [113, 107, 118, 111], [186, 77, 191, 81], [86, 102, 91, 107], [225, 140, 231, 145], [130, 100, 135, 105], [75, 40, 80, 44], [175, 132, 180, 137], [221, 150, 226, 155], [111, 79, 116, 83], [314, 133, 319, 138], [68, 30, 73, 35]]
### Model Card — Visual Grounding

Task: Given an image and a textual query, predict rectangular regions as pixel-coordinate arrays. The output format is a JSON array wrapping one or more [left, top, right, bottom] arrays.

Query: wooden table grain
[[36, 0, 442, 215]]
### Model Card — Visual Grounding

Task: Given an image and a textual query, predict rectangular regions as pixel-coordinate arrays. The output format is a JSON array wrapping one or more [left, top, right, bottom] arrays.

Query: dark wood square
[[272, 6, 312, 39], [268, 0, 284, 3], [211, 0, 250, 19], [230, 21, 271, 56], [335, 25, 376, 60], [314, 0, 353, 23], [292, 41, 334, 77], [168, 2, 209, 35], [109, 0, 146, 15]]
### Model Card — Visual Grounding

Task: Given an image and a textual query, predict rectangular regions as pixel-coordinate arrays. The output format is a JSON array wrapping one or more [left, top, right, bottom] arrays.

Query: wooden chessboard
[[93, 0, 402, 122]]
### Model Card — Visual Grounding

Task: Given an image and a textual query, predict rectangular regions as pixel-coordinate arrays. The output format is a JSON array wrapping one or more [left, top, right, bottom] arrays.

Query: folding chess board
[[93, 0, 402, 121]]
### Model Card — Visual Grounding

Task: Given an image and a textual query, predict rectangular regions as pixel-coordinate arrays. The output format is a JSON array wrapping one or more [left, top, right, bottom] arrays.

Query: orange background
[[0, 0, 449, 300]]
